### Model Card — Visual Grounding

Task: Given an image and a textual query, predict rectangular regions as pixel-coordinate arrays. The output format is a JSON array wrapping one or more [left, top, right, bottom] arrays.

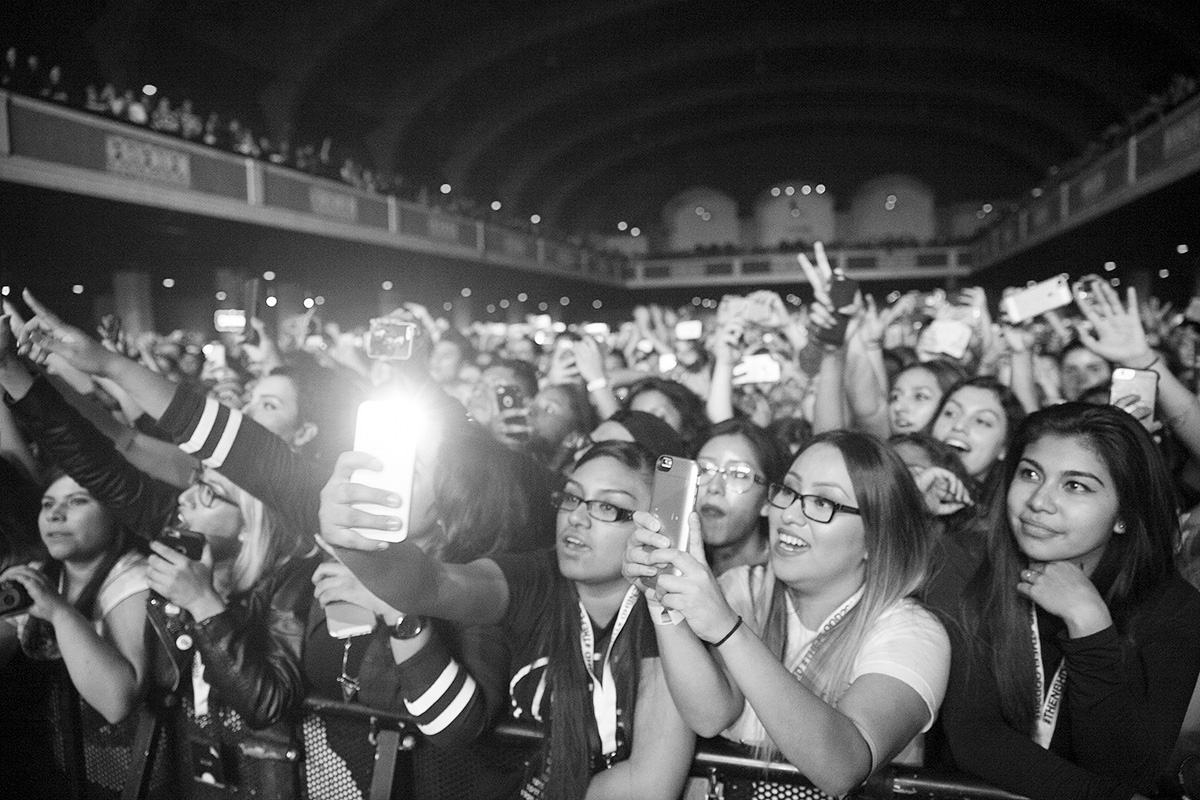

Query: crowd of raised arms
[[3, 244, 1200, 800]]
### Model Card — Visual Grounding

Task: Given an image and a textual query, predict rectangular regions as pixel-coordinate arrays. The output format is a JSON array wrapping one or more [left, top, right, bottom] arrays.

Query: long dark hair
[[961, 403, 1179, 734], [543, 439, 655, 800], [623, 376, 710, 453], [27, 473, 140, 648], [435, 423, 555, 562]]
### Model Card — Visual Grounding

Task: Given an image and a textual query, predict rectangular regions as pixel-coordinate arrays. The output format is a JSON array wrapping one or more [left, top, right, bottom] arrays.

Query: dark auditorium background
[[1, 0, 1199, 331]]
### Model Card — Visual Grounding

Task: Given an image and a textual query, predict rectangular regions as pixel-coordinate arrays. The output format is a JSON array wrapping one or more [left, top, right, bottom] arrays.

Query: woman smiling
[[624, 430, 949, 798], [942, 403, 1200, 799]]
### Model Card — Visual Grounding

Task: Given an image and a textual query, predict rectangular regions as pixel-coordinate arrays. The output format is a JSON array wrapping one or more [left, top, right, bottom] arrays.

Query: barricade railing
[[53, 690, 1049, 800]]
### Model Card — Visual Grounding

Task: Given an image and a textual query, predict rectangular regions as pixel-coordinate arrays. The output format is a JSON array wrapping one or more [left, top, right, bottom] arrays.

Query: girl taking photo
[[624, 429, 950, 798]]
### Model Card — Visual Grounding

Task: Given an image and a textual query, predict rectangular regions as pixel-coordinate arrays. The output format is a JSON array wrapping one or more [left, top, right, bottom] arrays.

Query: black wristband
[[711, 616, 743, 647]]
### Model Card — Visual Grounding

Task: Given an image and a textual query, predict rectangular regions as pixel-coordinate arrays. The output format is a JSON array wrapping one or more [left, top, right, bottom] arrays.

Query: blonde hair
[[205, 470, 306, 594]]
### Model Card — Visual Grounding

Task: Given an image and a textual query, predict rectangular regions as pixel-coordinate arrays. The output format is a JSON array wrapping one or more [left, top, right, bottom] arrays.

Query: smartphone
[[349, 400, 418, 543], [675, 319, 703, 341], [325, 601, 377, 639], [1110, 367, 1159, 429], [645, 455, 700, 590], [919, 319, 974, 360], [213, 309, 247, 333], [658, 352, 678, 372], [242, 279, 263, 343], [157, 525, 206, 561], [732, 353, 782, 386], [495, 384, 527, 415], [1001, 274, 1072, 323], [583, 322, 611, 339], [813, 275, 860, 346], [366, 317, 418, 360]]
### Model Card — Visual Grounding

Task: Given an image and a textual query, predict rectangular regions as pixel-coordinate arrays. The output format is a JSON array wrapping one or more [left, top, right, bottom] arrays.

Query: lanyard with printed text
[[1030, 604, 1067, 749], [578, 585, 641, 756]]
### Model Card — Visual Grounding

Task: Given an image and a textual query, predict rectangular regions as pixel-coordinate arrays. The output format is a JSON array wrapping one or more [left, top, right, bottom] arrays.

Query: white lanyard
[[192, 652, 212, 718], [790, 587, 863, 679], [1030, 604, 1067, 749], [578, 586, 641, 756]]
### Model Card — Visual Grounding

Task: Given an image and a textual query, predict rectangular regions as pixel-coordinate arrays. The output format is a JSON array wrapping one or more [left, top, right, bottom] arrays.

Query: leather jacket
[[151, 554, 318, 731]]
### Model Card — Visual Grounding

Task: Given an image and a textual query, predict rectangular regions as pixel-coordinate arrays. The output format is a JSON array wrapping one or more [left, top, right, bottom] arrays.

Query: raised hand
[[312, 561, 394, 617], [318, 451, 403, 551], [16, 290, 115, 375], [1073, 278, 1153, 367], [914, 466, 974, 517], [147, 540, 225, 621]]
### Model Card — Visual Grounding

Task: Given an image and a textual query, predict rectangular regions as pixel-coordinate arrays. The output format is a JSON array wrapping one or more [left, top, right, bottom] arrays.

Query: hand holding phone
[[645, 455, 700, 590], [349, 400, 420, 542], [1110, 367, 1159, 430]]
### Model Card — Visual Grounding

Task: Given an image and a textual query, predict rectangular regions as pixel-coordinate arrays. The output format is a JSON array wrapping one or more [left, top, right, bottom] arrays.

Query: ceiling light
[[1178, 244, 1189, 255], [440, 183, 451, 194], [461, 287, 472, 297], [162, 278, 175, 288], [303, 298, 314, 308], [382, 281, 393, 290], [593, 300, 602, 309], [617, 221, 628, 231], [266, 296, 277, 307], [1104, 261, 1116, 271], [263, 271, 276, 281], [530, 214, 541, 224], [491, 201, 502, 211], [142, 84, 157, 96], [630, 227, 640, 236], [72, 284, 84, 294], [815, 184, 825, 194]]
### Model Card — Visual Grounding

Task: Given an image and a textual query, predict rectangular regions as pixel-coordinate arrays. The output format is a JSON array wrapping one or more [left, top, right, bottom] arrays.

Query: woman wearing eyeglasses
[[321, 438, 695, 800], [624, 430, 949, 798], [692, 419, 788, 577], [4, 299, 317, 798]]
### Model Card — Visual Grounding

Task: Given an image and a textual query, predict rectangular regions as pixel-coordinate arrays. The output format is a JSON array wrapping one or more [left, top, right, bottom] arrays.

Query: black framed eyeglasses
[[766, 484, 860, 523], [697, 459, 767, 495], [551, 490, 636, 523], [195, 479, 237, 509]]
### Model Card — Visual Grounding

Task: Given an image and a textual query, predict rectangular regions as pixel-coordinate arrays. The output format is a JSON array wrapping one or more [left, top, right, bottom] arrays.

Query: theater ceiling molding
[[22, 0, 1200, 235]]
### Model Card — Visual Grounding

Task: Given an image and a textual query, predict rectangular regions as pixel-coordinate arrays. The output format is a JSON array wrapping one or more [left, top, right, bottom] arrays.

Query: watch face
[[391, 615, 425, 639]]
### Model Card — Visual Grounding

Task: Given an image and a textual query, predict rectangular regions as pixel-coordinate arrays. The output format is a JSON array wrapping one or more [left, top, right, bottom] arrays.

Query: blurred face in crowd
[[531, 385, 577, 448], [468, 364, 525, 425], [768, 444, 866, 597], [696, 434, 768, 551], [428, 339, 466, 384], [505, 338, 538, 364], [889, 366, 943, 434], [1007, 433, 1121, 577], [629, 389, 683, 433], [932, 386, 1008, 478], [40, 476, 118, 564], [555, 456, 650, 590], [244, 375, 317, 450], [1059, 348, 1111, 402]]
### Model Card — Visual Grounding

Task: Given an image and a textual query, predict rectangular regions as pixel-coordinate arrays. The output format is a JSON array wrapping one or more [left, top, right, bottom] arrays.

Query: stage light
[[162, 278, 175, 288], [440, 184, 451, 194], [266, 296, 277, 307], [263, 271, 276, 281], [382, 281, 393, 290]]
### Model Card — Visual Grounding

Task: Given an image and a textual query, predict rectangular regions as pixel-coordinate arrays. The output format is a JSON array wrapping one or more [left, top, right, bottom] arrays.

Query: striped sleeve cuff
[[395, 636, 480, 737], [171, 395, 243, 468]]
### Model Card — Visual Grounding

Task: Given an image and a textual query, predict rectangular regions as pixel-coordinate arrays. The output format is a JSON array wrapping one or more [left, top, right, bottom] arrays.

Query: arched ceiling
[[9, 0, 1200, 235]]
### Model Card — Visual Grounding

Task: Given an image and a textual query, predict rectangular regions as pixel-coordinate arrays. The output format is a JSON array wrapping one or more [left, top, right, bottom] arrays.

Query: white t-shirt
[[11, 552, 149, 647], [718, 564, 950, 764]]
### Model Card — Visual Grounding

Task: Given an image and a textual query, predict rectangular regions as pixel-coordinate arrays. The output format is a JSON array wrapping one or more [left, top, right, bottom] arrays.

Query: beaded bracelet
[[711, 616, 743, 647]]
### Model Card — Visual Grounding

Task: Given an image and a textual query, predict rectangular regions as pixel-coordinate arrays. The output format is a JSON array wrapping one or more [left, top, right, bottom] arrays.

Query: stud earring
[[1114, 522, 1126, 535]]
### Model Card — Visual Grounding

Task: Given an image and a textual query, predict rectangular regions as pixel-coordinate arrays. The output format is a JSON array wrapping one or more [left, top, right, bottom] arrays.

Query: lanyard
[[789, 586, 864, 679], [1030, 604, 1067, 749], [578, 586, 641, 756]]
